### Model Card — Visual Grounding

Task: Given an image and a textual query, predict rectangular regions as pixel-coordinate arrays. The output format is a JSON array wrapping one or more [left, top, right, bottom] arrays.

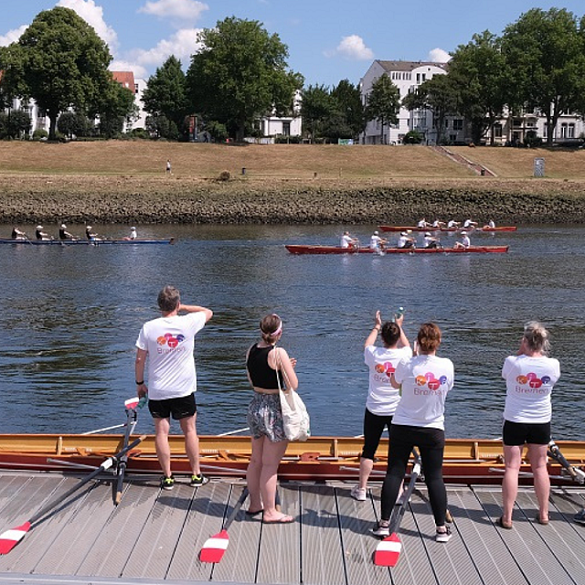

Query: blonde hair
[[523, 321, 551, 354]]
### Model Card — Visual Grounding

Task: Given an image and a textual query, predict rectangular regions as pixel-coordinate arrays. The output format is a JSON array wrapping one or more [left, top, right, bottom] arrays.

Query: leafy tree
[[330, 79, 365, 139], [1, 7, 113, 140], [402, 74, 458, 145], [186, 17, 303, 141], [364, 75, 400, 144], [300, 84, 335, 142], [142, 56, 189, 140], [501, 8, 585, 146], [0, 109, 31, 139], [97, 80, 138, 138], [448, 31, 508, 145], [146, 114, 179, 140], [58, 111, 91, 138], [403, 130, 425, 144]]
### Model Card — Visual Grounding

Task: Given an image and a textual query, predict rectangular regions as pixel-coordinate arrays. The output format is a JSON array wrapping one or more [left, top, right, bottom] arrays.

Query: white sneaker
[[372, 521, 390, 537], [436, 526, 452, 543], [351, 486, 367, 501]]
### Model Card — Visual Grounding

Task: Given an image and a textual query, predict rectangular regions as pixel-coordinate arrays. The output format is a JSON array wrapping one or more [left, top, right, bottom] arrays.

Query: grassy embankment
[[1, 141, 585, 224]]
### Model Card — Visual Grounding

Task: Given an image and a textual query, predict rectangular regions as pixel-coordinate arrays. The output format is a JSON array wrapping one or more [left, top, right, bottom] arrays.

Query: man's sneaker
[[190, 473, 209, 487], [371, 521, 390, 537], [161, 475, 175, 490], [351, 486, 367, 501], [574, 508, 585, 525], [436, 526, 452, 543]]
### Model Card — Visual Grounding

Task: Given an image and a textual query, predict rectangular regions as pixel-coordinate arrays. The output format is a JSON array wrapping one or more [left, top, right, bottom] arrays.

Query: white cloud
[[138, 0, 208, 24], [57, 0, 119, 52], [130, 28, 202, 67], [109, 60, 149, 79], [0, 25, 27, 46], [428, 48, 451, 63], [327, 35, 374, 61]]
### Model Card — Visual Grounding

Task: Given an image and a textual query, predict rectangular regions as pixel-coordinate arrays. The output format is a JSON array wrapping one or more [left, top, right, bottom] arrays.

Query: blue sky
[[2, 1, 585, 87]]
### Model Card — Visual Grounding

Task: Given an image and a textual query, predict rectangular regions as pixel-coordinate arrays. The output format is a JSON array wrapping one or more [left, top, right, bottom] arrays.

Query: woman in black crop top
[[245, 313, 298, 524]]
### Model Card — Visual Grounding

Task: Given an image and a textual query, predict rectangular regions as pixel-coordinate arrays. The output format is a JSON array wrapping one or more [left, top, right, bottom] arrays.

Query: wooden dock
[[0, 470, 584, 585]]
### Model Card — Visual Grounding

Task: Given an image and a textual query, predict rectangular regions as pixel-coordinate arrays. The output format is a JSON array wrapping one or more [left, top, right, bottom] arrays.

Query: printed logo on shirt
[[156, 333, 186, 352], [514, 372, 551, 393], [375, 361, 396, 378], [414, 372, 449, 393]]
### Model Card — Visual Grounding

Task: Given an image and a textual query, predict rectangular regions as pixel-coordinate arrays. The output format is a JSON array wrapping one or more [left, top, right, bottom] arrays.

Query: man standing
[[135, 286, 213, 490]]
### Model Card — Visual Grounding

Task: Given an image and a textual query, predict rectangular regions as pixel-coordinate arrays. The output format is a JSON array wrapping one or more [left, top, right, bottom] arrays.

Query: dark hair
[[381, 321, 401, 347], [417, 322, 442, 353], [523, 321, 550, 354], [158, 286, 180, 313], [260, 313, 282, 343]]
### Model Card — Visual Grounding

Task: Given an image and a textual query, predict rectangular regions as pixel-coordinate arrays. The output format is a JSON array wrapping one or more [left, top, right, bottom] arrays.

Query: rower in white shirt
[[423, 232, 440, 249], [447, 220, 460, 229], [463, 219, 478, 229], [340, 231, 358, 249], [454, 231, 471, 249], [369, 231, 386, 251], [397, 231, 415, 249]]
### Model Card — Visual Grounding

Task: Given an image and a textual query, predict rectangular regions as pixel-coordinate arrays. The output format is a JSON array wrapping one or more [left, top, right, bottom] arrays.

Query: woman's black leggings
[[361, 408, 393, 460], [381, 424, 447, 526]]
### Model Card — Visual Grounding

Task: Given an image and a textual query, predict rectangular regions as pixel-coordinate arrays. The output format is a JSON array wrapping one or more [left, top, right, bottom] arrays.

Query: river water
[[0, 223, 583, 441]]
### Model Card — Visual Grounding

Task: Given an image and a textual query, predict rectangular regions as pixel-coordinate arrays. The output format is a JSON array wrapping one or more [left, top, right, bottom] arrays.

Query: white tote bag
[[276, 348, 310, 442]]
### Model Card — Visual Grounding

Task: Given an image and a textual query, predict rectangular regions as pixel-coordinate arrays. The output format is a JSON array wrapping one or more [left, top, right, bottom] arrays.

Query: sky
[[1, 0, 585, 88]]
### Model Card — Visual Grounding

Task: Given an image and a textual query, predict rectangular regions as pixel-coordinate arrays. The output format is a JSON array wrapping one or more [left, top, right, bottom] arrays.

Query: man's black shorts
[[148, 393, 197, 420], [503, 420, 550, 446]]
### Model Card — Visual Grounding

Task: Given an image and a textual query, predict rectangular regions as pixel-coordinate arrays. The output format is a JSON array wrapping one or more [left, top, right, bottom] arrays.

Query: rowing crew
[[418, 218, 495, 230], [12, 225, 139, 241], [342, 230, 471, 251]]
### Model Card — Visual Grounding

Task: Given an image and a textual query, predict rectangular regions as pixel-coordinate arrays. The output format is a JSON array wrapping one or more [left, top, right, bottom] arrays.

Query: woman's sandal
[[536, 516, 549, 525], [497, 516, 513, 529], [245, 509, 263, 517]]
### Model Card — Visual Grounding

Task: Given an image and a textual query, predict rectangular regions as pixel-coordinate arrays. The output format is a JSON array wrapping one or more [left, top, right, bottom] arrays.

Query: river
[[0, 223, 583, 441]]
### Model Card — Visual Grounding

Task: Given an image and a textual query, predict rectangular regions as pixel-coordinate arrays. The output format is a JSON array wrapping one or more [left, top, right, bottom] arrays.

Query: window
[[453, 119, 463, 131], [282, 122, 290, 136], [494, 124, 503, 138]]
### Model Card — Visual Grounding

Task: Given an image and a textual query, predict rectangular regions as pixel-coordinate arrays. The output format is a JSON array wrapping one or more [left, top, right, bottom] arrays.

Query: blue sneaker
[[574, 508, 585, 525]]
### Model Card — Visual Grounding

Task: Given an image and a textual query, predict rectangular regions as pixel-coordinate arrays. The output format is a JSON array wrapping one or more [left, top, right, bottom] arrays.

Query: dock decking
[[0, 470, 584, 585]]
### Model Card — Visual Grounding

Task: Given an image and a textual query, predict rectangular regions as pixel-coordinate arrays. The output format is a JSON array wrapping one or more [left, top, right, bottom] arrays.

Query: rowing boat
[[378, 225, 517, 233], [0, 434, 581, 485], [285, 244, 509, 255], [0, 238, 175, 245]]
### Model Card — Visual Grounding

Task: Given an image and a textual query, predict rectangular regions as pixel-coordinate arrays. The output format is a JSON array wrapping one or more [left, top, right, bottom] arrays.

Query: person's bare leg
[[246, 436, 265, 513], [179, 414, 201, 475], [502, 445, 522, 525], [154, 417, 172, 477], [528, 443, 550, 522], [358, 457, 373, 489], [260, 439, 291, 522]]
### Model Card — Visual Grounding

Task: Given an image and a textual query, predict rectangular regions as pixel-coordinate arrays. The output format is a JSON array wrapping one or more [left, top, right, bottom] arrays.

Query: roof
[[377, 60, 449, 73], [111, 71, 135, 90]]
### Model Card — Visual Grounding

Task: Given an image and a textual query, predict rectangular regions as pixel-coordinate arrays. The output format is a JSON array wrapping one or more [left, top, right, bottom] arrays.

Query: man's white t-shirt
[[392, 354, 454, 430], [502, 354, 560, 423], [364, 345, 413, 415], [136, 312, 207, 400], [340, 234, 353, 248], [370, 234, 383, 249]]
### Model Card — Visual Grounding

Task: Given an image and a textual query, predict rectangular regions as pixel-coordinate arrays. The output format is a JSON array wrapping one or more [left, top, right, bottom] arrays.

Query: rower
[[417, 218, 432, 229], [432, 219, 446, 229], [397, 231, 415, 249], [340, 231, 358, 249], [11, 227, 27, 240], [369, 230, 386, 251], [463, 218, 478, 229], [447, 220, 460, 229], [85, 225, 100, 240], [454, 231, 471, 249], [35, 225, 51, 240], [59, 224, 76, 240], [129, 226, 137, 240], [482, 219, 496, 229], [423, 232, 440, 249]]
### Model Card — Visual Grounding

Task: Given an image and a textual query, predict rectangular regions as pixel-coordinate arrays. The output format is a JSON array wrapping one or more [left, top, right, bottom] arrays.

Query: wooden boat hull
[[0, 238, 175, 245], [285, 245, 509, 255], [0, 434, 581, 485], [378, 225, 517, 233]]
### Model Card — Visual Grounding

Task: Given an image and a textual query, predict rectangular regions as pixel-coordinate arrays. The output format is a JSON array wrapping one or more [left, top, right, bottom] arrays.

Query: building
[[111, 71, 148, 131]]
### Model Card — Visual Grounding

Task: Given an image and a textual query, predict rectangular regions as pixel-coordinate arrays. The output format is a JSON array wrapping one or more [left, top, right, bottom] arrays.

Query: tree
[[402, 74, 458, 145], [330, 80, 365, 139], [448, 31, 508, 145], [300, 84, 335, 142], [0, 110, 31, 139], [142, 56, 189, 140], [1, 7, 113, 140], [186, 17, 303, 141], [501, 8, 585, 146], [57, 111, 91, 138], [97, 80, 138, 138], [364, 75, 400, 144]]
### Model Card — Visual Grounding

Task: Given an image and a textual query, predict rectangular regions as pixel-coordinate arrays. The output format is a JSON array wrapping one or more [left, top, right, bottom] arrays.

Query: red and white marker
[[199, 529, 230, 563], [374, 533, 402, 567], [124, 397, 140, 410], [0, 522, 31, 555]]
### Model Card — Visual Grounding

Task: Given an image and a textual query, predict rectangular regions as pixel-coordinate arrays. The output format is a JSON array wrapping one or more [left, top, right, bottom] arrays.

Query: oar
[[0, 434, 145, 554], [548, 440, 585, 484], [374, 448, 422, 567], [114, 397, 143, 505], [200, 486, 249, 563]]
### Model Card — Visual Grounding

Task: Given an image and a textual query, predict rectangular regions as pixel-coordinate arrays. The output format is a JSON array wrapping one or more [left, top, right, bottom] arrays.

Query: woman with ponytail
[[245, 314, 298, 523], [499, 321, 560, 529]]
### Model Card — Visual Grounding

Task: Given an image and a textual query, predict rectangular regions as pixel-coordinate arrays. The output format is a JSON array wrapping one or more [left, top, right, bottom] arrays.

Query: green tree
[[448, 31, 508, 145], [330, 79, 365, 139], [97, 80, 138, 138], [300, 84, 335, 142], [142, 56, 189, 140], [186, 17, 303, 141], [502, 8, 585, 146], [0, 109, 31, 139], [364, 74, 400, 144], [1, 7, 113, 140], [57, 111, 91, 138], [402, 74, 458, 145]]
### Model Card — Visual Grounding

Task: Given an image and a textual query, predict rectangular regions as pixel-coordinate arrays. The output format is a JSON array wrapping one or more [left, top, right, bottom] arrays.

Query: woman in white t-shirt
[[373, 323, 454, 543], [499, 322, 560, 529], [351, 310, 411, 502]]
